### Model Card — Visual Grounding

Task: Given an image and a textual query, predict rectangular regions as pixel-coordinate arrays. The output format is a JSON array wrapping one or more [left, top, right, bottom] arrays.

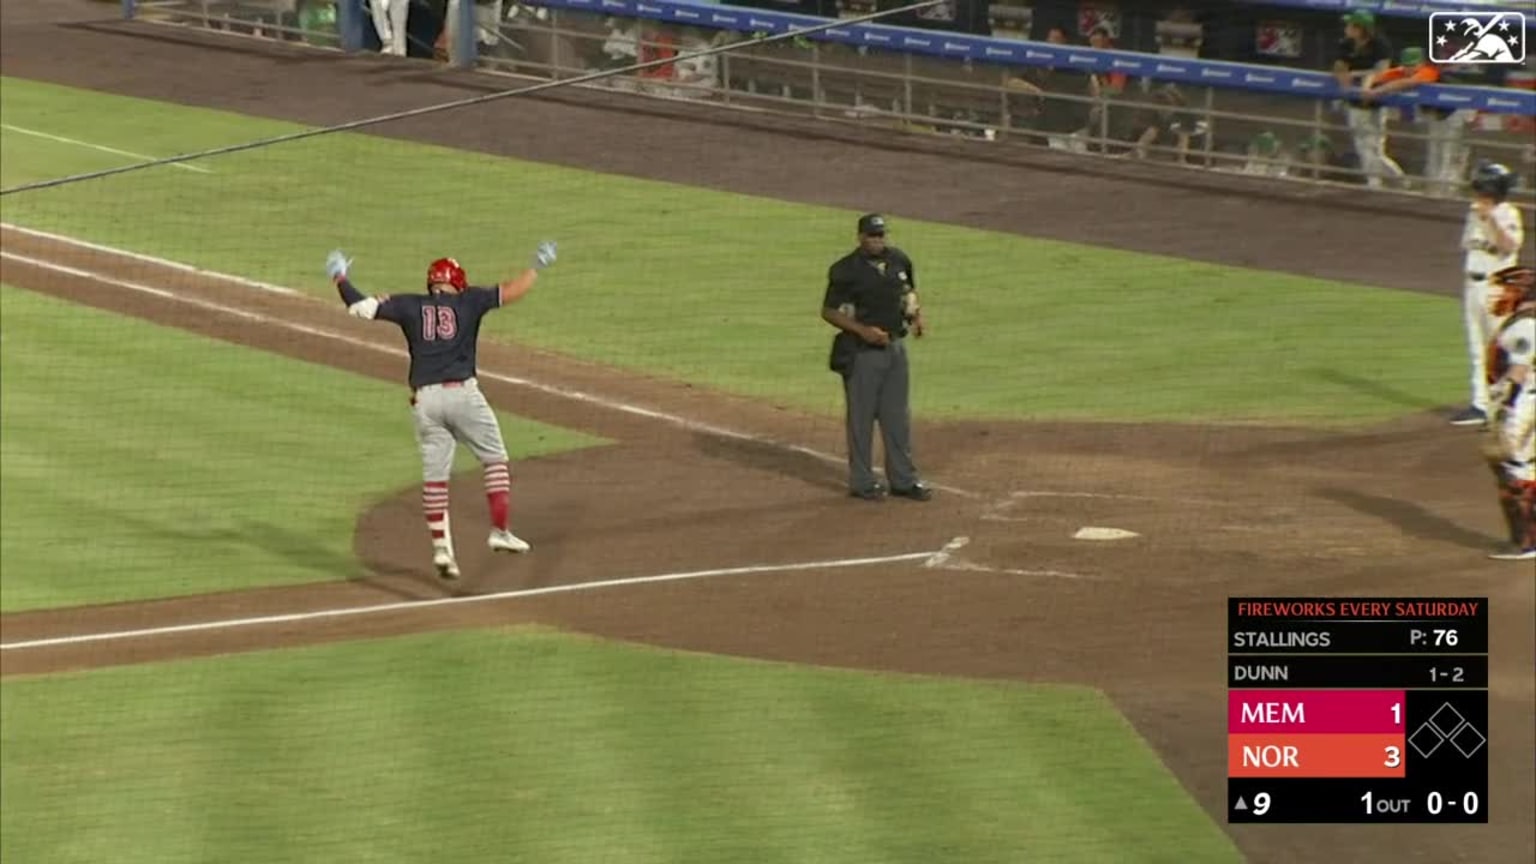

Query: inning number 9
[[1252, 792, 1271, 816], [1384, 746, 1401, 768]]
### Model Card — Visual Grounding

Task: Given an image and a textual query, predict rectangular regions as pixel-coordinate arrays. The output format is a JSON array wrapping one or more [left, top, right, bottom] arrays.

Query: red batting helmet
[[426, 257, 468, 292]]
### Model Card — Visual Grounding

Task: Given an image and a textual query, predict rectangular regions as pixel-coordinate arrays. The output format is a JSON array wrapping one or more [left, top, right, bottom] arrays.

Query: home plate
[[1074, 526, 1140, 541]]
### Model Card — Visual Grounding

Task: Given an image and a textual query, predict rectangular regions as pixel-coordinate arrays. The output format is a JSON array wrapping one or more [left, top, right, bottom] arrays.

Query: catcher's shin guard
[[1518, 480, 1536, 549], [1493, 470, 1536, 548]]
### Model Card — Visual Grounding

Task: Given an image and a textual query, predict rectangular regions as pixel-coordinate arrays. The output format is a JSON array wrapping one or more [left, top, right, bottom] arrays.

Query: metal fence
[[135, 0, 1536, 206], [143, 0, 346, 48]]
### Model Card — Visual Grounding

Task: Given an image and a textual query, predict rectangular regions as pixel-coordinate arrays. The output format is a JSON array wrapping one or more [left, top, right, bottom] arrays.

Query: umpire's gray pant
[[843, 338, 920, 493]]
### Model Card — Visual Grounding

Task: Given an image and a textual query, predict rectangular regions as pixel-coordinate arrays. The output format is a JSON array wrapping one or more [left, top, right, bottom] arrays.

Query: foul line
[[922, 536, 1089, 580], [0, 550, 937, 652], [2, 223, 294, 295], [937, 559, 1092, 580], [1006, 490, 1221, 505], [1, 124, 213, 174], [0, 226, 977, 498], [923, 535, 970, 568]]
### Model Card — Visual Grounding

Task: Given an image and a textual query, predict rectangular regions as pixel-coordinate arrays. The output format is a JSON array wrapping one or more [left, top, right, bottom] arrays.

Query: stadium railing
[[125, 0, 1536, 205]]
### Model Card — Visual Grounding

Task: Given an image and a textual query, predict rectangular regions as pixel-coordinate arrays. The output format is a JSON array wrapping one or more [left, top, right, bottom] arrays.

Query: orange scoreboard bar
[[1227, 597, 1488, 823]]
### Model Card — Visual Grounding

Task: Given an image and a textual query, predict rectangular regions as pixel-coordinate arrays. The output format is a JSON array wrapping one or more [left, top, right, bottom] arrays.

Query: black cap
[[857, 213, 887, 235]]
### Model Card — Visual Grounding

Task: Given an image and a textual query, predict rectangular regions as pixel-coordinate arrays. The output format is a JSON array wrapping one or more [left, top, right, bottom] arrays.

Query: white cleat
[[432, 549, 461, 581], [488, 529, 531, 554], [1488, 546, 1536, 561]]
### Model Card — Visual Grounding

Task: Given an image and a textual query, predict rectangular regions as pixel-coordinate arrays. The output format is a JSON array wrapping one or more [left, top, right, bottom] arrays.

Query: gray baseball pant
[[843, 338, 920, 493]]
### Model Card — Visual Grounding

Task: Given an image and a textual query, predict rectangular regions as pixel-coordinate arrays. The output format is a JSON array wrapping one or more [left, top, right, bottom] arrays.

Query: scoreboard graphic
[[1227, 597, 1488, 823]]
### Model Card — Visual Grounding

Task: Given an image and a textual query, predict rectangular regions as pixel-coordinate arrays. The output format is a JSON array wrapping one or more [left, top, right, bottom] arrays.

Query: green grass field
[[0, 77, 1466, 425], [0, 284, 605, 611], [0, 68, 1406, 864], [0, 627, 1242, 864]]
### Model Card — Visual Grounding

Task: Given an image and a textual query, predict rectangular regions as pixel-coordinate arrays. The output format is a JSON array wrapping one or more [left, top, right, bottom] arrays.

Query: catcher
[[1480, 265, 1536, 561]]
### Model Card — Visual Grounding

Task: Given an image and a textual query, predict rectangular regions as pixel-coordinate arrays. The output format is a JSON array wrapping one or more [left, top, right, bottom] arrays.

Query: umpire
[[822, 213, 931, 501]]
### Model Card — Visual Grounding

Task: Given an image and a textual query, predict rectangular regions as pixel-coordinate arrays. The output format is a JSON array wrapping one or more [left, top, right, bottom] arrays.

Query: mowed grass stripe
[[0, 76, 1463, 425], [0, 627, 1243, 863]]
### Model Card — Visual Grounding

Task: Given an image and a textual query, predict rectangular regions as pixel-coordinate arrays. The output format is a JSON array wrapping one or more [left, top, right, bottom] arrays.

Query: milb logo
[[1428, 11, 1526, 64]]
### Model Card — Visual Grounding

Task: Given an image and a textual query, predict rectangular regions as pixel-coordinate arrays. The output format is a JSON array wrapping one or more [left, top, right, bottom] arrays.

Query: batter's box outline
[[1428, 702, 1465, 739], [1409, 721, 1446, 758], [1451, 722, 1487, 758], [978, 490, 1222, 523]]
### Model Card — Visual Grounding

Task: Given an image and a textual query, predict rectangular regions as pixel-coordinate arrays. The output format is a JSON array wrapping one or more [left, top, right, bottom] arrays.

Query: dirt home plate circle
[[1225, 597, 1489, 824]]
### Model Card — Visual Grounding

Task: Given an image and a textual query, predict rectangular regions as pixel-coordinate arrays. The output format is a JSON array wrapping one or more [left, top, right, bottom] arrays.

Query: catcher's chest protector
[[1486, 308, 1535, 387]]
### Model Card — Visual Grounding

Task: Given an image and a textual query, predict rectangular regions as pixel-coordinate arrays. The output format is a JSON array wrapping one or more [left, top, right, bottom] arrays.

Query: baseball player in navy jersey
[[326, 241, 558, 581]]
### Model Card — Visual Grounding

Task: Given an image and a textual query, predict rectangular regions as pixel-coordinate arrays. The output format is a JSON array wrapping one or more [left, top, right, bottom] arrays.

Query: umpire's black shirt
[[824, 247, 916, 338]]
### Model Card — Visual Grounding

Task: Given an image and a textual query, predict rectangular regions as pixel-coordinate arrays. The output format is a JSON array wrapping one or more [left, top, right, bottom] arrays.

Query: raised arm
[[326, 249, 388, 320], [1331, 56, 1352, 89], [1481, 206, 1521, 257], [497, 241, 558, 306], [1365, 58, 1439, 105], [1368, 73, 1423, 96]]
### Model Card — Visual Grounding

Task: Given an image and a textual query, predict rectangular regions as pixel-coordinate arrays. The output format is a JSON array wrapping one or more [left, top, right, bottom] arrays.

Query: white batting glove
[[532, 241, 557, 271], [326, 249, 352, 281]]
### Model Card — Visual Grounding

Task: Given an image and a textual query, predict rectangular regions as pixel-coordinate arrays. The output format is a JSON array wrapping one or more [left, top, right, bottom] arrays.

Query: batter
[[326, 242, 558, 580]]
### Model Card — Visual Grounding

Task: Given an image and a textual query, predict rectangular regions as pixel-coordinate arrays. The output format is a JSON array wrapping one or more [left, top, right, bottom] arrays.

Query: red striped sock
[[422, 481, 451, 548], [484, 462, 511, 530]]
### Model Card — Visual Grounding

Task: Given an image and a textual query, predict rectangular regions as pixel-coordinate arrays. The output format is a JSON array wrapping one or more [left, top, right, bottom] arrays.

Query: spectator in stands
[[1009, 24, 1068, 92], [1004, 27, 1079, 146], [599, 17, 642, 76], [1297, 133, 1345, 182], [1087, 26, 1128, 96], [669, 27, 724, 98], [445, 0, 511, 61], [1004, 26, 1067, 96], [1362, 47, 1465, 196], [1332, 10, 1402, 189], [1060, 26, 1126, 153], [636, 24, 680, 89], [1241, 131, 1290, 178], [1122, 83, 1201, 162], [369, 0, 410, 56]]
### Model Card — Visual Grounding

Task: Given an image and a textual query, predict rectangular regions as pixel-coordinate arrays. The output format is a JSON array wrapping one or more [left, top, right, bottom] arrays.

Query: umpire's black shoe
[[849, 485, 886, 501], [890, 483, 933, 502]]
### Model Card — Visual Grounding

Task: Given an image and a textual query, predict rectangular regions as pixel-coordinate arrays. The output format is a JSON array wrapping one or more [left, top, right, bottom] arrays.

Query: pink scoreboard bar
[[1228, 689, 1407, 734]]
